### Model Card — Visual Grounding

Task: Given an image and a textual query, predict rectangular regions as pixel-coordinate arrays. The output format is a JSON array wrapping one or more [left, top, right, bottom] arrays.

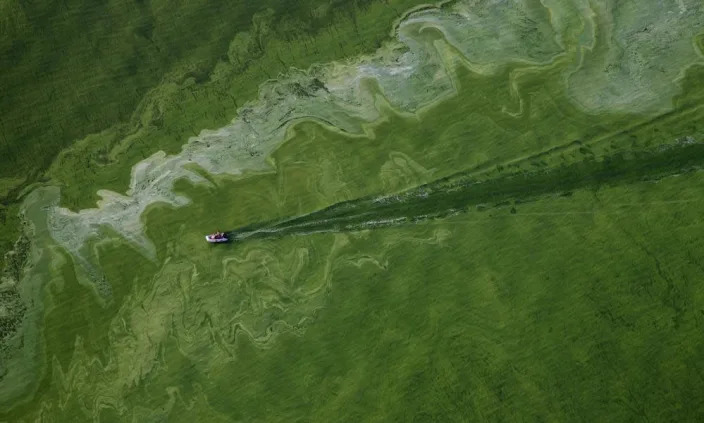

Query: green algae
[[6, 60, 704, 420], [0, 0, 431, 276], [0, 0, 417, 178], [44, 0, 434, 212], [0, 0, 431, 375], [35, 0, 704, 300], [2, 0, 704, 421]]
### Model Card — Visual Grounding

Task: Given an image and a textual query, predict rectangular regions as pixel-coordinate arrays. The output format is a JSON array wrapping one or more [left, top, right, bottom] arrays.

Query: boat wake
[[226, 140, 704, 243]]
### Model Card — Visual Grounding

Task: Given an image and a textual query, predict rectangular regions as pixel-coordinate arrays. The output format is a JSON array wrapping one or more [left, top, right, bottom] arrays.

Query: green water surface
[[2, 0, 704, 421]]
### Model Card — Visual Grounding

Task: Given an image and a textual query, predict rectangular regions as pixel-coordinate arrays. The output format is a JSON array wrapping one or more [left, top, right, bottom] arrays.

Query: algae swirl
[[1, 0, 704, 421]]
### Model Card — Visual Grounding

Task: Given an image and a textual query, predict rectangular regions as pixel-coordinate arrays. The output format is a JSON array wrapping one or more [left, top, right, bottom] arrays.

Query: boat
[[205, 232, 229, 243]]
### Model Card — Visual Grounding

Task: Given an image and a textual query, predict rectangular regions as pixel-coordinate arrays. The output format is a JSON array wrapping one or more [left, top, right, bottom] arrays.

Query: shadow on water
[[225, 141, 704, 243]]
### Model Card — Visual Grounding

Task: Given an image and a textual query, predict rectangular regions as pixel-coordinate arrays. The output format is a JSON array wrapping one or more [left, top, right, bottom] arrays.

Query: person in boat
[[214, 231, 225, 239]]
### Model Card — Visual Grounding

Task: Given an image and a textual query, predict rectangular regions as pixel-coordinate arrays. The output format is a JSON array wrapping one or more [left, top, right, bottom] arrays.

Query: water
[[2, 0, 704, 420]]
